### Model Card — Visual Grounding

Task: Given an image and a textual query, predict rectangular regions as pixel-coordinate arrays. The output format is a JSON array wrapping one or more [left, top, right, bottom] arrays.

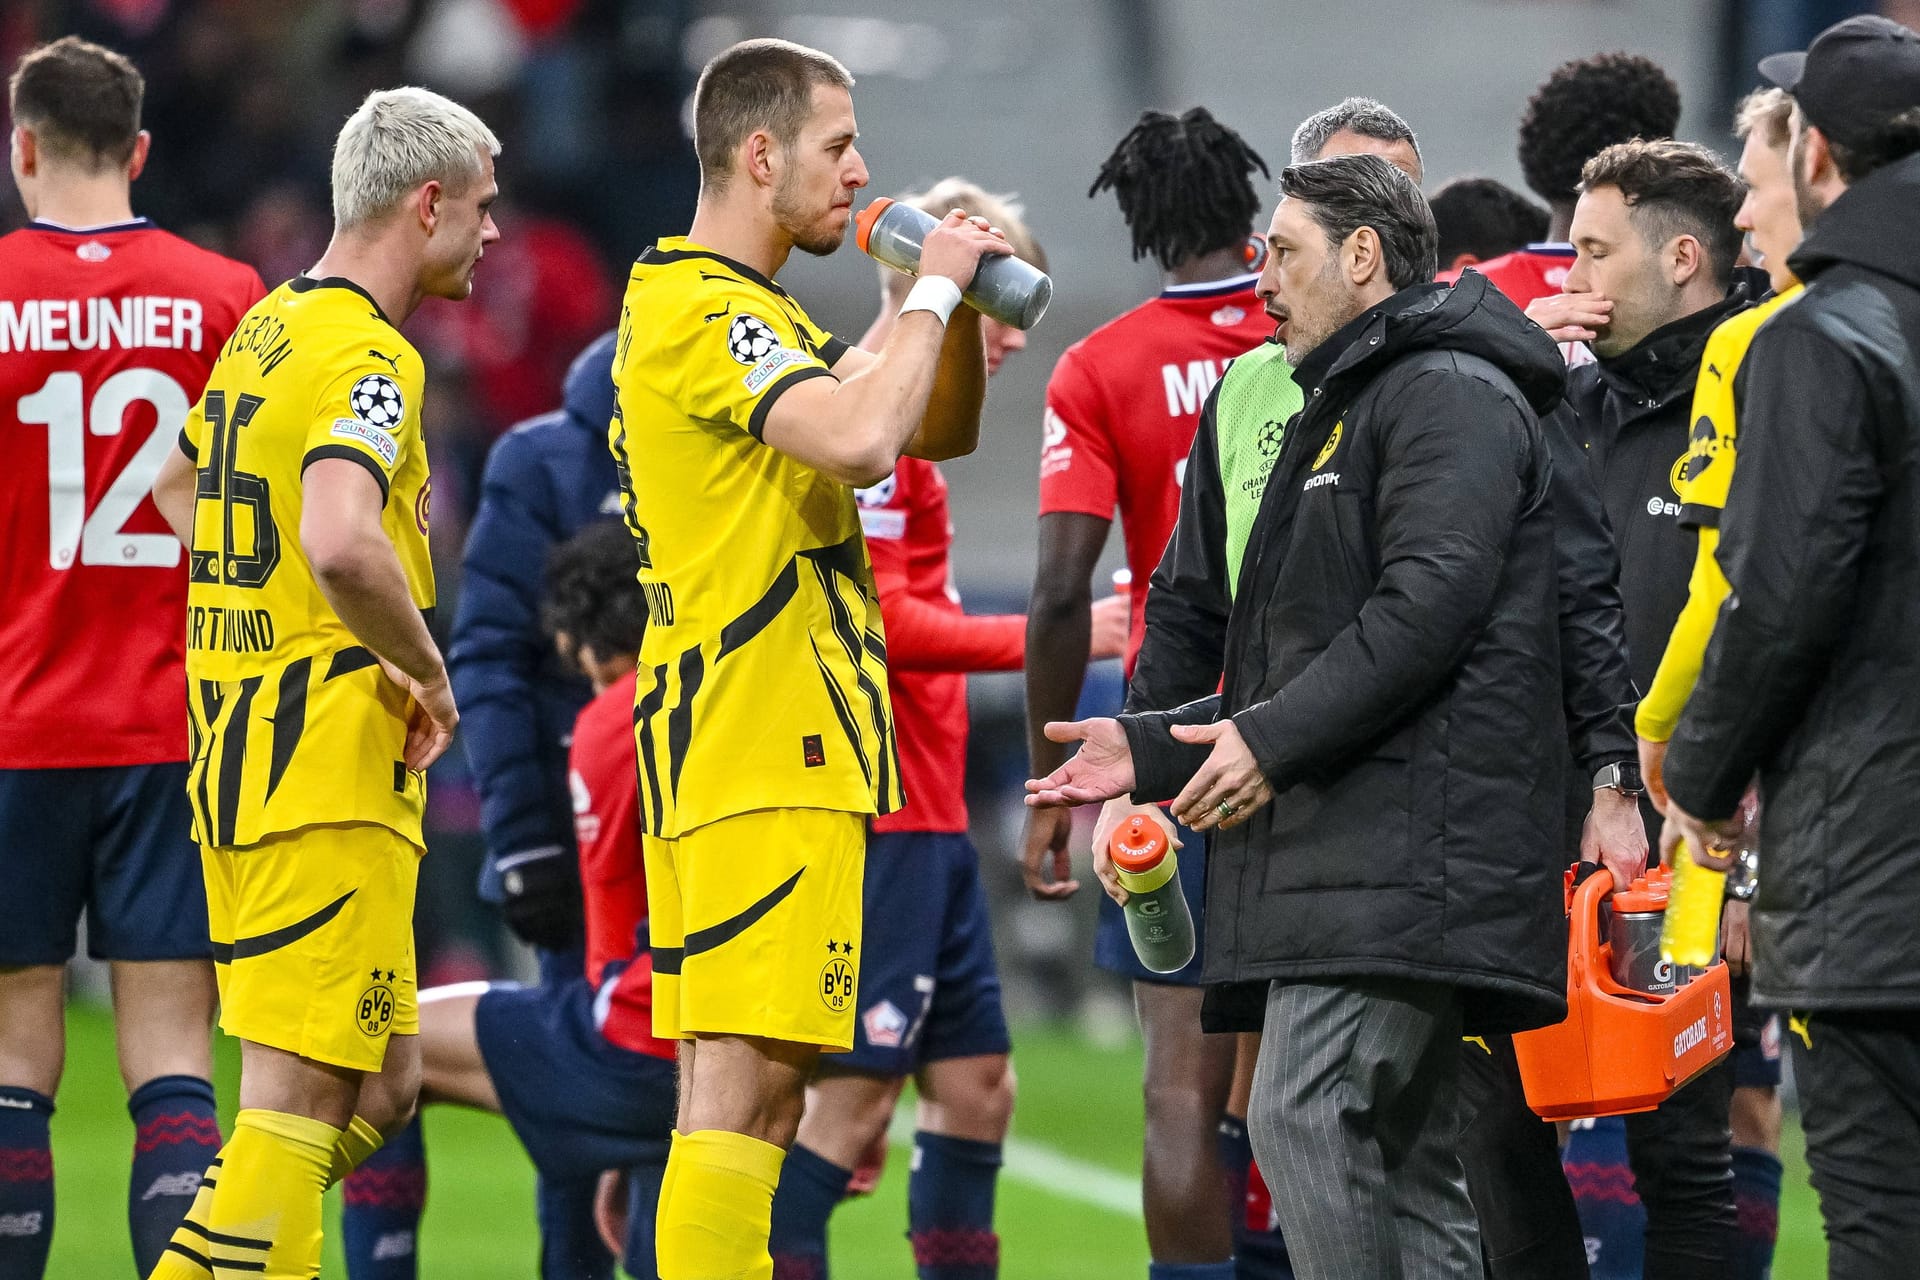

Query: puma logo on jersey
[[367, 348, 401, 372], [703, 302, 733, 324]]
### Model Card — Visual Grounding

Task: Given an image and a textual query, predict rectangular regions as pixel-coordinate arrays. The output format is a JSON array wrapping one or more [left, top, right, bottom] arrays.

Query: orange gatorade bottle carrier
[[1512, 865, 1733, 1120]]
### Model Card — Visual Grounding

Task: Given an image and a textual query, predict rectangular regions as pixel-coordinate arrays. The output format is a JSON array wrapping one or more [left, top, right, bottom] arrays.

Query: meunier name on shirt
[[0, 296, 206, 353]]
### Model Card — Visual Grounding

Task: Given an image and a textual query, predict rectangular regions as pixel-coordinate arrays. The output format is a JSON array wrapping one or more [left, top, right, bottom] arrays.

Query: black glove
[[498, 846, 584, 952]]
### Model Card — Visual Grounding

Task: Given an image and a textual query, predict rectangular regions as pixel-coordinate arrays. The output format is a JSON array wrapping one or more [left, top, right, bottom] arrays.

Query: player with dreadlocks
[[1022, 107, 1287, 1280]]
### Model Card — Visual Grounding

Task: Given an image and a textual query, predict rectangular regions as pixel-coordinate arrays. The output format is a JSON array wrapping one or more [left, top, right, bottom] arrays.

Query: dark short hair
[[692, 38, 853, 191], [1291, 97, 1420, 166], [1519, 52, 1682, 205], [1818, 103, 1920, 182], [1579, 139, 1745, 286], [8, 36, 143, 170], [541, 522, 649, 666], [1429, 177, 1549, 265], [1279, 154, 1439, 290], [1090, 106, 1268, 270]]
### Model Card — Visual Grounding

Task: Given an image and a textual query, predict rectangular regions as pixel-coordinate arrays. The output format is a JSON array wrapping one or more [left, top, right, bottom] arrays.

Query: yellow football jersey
[[179, 276, 433, 849], [611, 238, 903, 838], [1675, 284, 1803, 529], [1637, 283, 1803, 741]]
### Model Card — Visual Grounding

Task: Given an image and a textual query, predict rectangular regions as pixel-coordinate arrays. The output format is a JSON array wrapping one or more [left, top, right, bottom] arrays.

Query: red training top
[[571, 670, 678, 1061], [0, 218, 264, 768], [1037, 276, 1271, 673], [859, 456, 1023, 835], [1460, 243, 1577, 309]]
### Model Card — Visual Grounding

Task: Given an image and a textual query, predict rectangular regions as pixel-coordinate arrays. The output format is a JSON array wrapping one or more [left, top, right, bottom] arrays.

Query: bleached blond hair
[[331, 87, 500, 229]]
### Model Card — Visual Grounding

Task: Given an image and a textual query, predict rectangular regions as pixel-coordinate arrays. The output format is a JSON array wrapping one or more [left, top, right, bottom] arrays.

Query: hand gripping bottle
[[1660, 839, 1727, 969], [855, 198, 1054, 330], [1109, 814, 1196, 974]]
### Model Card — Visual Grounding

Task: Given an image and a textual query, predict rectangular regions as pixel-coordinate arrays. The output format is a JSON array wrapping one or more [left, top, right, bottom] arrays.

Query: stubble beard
[[774, 176, 846, 258]]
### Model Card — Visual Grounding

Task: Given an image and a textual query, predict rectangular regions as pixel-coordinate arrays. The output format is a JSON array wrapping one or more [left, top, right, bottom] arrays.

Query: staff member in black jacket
[[1665, 16, 1920, 1278], [1028, 155, 1568, 1280], [1531, 137, 1753, 1279]]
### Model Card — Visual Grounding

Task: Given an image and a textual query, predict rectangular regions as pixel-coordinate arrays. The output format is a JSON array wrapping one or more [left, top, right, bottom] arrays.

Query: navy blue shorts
[[0, 763, 209, 964], [474, 976, 676, 1181], [838, 831, 1011, 1076], [1094, 814, 1209, 985], [1731, 973, 1783, 1089]]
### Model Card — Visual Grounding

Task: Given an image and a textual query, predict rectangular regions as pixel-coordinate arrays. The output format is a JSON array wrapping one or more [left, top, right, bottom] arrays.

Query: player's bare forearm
[[312, 537, 443, 683], [153, 443, 197, 546], [765, 313, 947, 486], [1026, 587, 1095, 775], [302, 458, 443, 684], [1025, 512, 1110, 774], [905, 306, 987, 462]]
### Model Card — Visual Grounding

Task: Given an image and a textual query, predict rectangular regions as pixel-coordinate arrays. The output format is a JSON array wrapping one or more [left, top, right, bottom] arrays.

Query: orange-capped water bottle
[[1661, 839, 1727, 968], [1109, 814, 1196, 974], [855, 198, 1054, 330]]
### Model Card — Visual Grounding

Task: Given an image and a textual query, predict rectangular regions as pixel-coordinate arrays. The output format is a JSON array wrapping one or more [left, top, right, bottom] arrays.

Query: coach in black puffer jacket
[[1122, 266, 1571, 1037]]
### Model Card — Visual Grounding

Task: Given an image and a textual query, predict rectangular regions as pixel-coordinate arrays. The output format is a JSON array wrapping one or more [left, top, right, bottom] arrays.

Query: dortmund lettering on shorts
[[180, 276, 434, 849], [611, 239, 903, 839]]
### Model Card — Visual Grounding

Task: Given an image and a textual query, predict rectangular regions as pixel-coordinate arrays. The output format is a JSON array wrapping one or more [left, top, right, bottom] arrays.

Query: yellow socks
[[327, 1114, 387, 1187], [145, 1113, 383, 1280], [199, 1109, 339, 1279], [654, 1128, 787, 1280]]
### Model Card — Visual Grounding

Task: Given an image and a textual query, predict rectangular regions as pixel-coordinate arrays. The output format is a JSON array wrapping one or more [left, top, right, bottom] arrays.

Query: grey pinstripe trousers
[[1248, 978, 1484, 1279]]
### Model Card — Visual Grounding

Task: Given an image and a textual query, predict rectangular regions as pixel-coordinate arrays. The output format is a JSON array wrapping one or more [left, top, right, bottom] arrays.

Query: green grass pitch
[[44, 1001, 1827, 1276]]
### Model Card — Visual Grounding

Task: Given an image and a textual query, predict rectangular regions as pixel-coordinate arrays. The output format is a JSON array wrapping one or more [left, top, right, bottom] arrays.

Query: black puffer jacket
[[1665, 153, 1920, 1011], [1121, 273, 1571, 1034]]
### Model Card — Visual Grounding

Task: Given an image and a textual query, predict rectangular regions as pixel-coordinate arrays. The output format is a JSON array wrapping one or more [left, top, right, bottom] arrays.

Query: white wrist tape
[[899, 275, 964, 325]]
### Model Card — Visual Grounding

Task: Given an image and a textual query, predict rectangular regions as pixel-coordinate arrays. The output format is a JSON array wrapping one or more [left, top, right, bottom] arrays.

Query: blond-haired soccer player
[[144, 87, 498, 1279], [611, 37, 1010, 1280]]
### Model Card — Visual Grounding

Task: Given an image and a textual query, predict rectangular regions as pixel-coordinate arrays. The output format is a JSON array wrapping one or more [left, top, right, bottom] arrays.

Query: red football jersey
[[1467, 244, 1576, 310], [0, 219, 264, 768], [859, 457, 1023, 835], [571, 671, 677, 1061], [1038, 276, 1271, 672]]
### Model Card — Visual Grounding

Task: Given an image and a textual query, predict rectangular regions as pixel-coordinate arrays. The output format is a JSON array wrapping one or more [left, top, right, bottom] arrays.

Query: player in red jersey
[[763, 179, 1125, 1280], [1021, 108, 1275, 1280], [0, 38, 263, 1278], [343, 521, 678, 1279]]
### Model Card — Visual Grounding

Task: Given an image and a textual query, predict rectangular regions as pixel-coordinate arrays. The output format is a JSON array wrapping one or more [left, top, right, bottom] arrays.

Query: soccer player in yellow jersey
[[611, 37, 1012, 1280], [143, 88, 498, 1279], [1633, 87, 1804, 1279]]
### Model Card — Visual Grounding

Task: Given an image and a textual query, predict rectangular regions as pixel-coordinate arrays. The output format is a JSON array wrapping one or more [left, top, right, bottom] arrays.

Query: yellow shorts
[[202, 822, 421, 1071], [644, 807, 865, 1051]]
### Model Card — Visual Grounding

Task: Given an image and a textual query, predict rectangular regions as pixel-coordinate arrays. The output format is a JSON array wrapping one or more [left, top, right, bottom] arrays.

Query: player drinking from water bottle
[[609, 37, 1013, 1280]]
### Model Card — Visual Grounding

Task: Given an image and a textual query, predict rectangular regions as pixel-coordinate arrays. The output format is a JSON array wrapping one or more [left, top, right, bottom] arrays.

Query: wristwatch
[[1592, 761, 1645, 796]]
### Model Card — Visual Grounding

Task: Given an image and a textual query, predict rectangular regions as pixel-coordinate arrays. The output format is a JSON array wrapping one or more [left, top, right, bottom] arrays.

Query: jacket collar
[[1290, 281, 1454, 400], [1591, 288, 1749, 408]]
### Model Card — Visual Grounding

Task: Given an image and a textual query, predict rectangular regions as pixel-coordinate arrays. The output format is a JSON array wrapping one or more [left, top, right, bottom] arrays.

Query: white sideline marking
[[886, 1114, 1140, 1218]]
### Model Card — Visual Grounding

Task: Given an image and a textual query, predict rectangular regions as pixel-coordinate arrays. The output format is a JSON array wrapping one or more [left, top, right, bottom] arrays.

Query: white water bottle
[[855, 198, 1054, 330]]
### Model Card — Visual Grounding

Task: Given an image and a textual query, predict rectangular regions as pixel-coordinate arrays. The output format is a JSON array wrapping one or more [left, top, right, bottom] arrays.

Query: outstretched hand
[[1024, 718, 1135, 808]]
